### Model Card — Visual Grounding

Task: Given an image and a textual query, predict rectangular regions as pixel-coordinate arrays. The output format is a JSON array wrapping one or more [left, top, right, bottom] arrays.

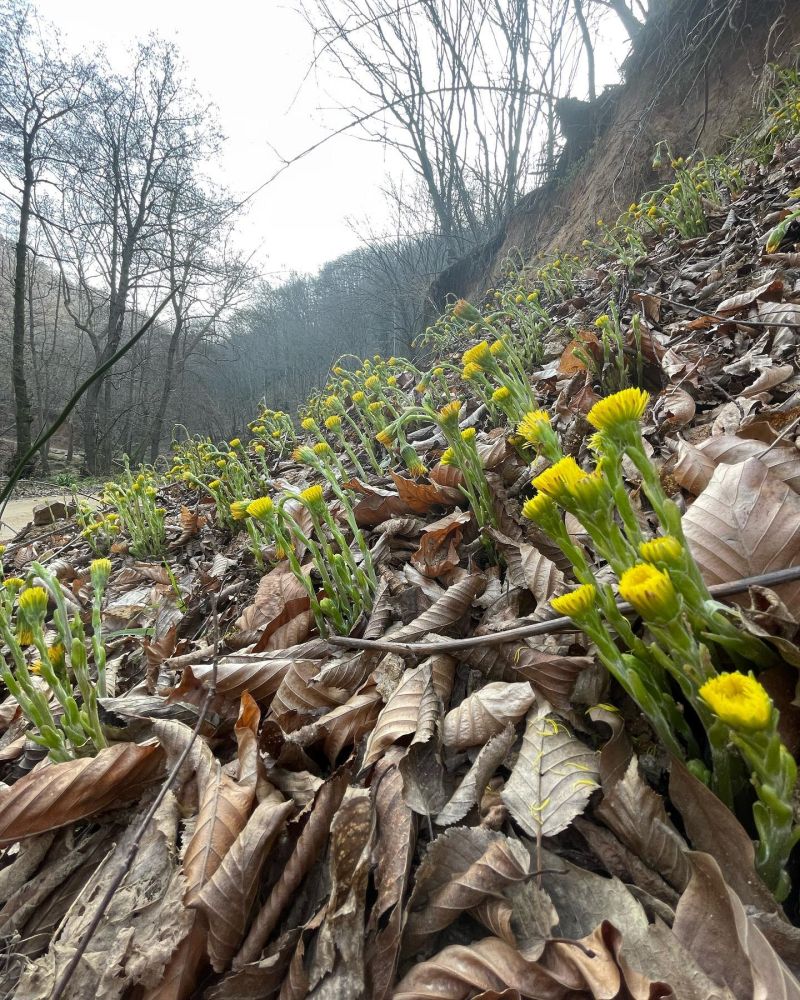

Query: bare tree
[[0, 1, 92, 471]]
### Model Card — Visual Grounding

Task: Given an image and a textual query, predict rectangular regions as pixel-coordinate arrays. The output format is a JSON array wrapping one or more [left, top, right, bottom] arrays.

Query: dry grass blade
[[683, 457, 800, 605], [502, 701, 599, 845], [0, 741, 164, 847]]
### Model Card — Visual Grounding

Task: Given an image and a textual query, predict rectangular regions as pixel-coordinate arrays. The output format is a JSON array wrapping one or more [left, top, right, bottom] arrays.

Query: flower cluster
[[102, 459, 166, 558]]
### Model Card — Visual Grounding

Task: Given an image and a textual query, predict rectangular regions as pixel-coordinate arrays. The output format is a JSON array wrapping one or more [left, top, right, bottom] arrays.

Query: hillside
[[2, 22, 800, 1000]]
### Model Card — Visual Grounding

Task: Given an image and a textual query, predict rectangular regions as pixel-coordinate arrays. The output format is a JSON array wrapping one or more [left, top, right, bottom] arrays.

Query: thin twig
[[761, 412, 800, 457], [328, 564, 800, 655], [50, 594, 221, 1000]]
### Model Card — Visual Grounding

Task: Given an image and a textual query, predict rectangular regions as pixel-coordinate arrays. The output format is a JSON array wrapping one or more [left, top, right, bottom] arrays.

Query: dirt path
[[0, 493, 96, 542]]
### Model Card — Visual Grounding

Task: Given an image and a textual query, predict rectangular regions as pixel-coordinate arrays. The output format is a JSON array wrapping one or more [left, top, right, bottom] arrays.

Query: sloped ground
[[2, 104, 800, 1000]]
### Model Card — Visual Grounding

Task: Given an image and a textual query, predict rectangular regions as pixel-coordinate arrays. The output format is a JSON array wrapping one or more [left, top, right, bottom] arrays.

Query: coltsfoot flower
[[492, 386, 511, 404], [619, 563, 679, 621], [551, 584, 597, 618], [569, 467, 608, 508], [18, 586, 48, 622], [518, 409, 551, 443], [639, 535, 683, 566], [460, 427, 476, 443], [699, 672, 772, 732], [89, 558, 112, 589], [531, 456, 584, 500], [247, 497, 275, 521], [462, 362, 482, 381], [461, 341, 492, 370], [440, 447, 456, 467], [521, 491, 561, 531], [587, 388, 650, 432], [300, 485, 325, 510], [324, 415, 342, 432], [438, 401, 462, 429], [230, 500, 251, 521], [301, 417, 317, 432], [453, 299, 482, 322]]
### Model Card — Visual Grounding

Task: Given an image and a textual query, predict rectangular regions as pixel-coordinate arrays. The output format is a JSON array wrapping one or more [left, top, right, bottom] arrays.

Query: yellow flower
[[352, 391, 365, 404], [300, 484, 325, 509], [461, 427, 476, 443], [90, 558, 113, 589], [432, 367, 444, 377], [489, 337, 507, 356], [699, 672, 772, 732], [440, 447, 456, 466], [551, 584, 597, 618], [462, 362, 482, 381], [531, 456, 584, 500], [462, 341, 492, 370], [324, 395, 342, 412], [587, 388, 650, 432], [453, 298, 482, 322], [2, 577, 25, 593], [639, 535, 683, 566], [569, 467, 607, 507], [48, 642, 65, 669], [521, 491, 558, 527], [492, 386, 511, 404], [517, 410, 551, 445], [312, 442, 331, 457], [230, 500, 251, 521], [229, 438, 241, 448], [324, 415, 342, 432], [18, 586, 48, 622], [247, 496, 274, 521], [595, 314, 611, 329], [387, 376, 398, 387], [618, 563, 679, 621], [438, 400, 462, 429], [254, 444, 265, 454], [208, 479, 221, 490], [368, 401, 383, 413], [301, 417, 317, 432], [376, 429, 394, 447], [365, 375, 380, 390]]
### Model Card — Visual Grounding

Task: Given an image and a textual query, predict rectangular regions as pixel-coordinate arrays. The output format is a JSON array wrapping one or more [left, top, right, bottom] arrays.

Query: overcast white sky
[[34, 0, 628, 281]]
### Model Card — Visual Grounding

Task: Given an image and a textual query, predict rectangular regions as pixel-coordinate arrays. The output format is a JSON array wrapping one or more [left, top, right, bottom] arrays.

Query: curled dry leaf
[[234, 562, 311, 641], [0, 741, 164, 847], [362, 663, 434, 770], [436, 723, 516, 826], [344, 477, 418, 526], [411, 510, 472, 578], [402, 828, 530, 957], [390, 470, 463, 513], [683, 457, 800, 605], [270, 658, 350, 733], [462, 643, 591, 714], [192, 797, 294, 972], [442, 682, 535, 749], [389, 574, 485, 642], [502, 701, 599, 843], [191, 653, 313, 704]]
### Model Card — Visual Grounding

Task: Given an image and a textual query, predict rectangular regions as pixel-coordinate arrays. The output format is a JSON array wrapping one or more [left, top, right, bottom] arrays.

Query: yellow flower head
[[293, 445, 317, 464], [639, 535, 683, 566], [569, 466, 608, 508], [699, 672, 772, 732], [376, 429, 394, 447], [521, 491, 559, 528], [368, 401, 383, 413], [618, 563, 679, 622], [301, 417, 317, 432], [460, 426, 477, 444], [432, 367, 444, 377], [587, 388, 650, 432], [492, 386, 511, 404], [365, 375, 380, 390], [18, 586, 48, 623], [48, 642, 65, 670], [254, 444, 265, 454], [324, 414, 342, 432], [453, 298, 482, 322], [0, 545, 5, 557], [247, 496, 274, 521], [462, 341, 492, 370], [489, 337, 507, 357], [300, 484, 325, 509], [230, 500, 251, 521], [518, 410, 551, 445], [462, 362, 482, 381], [312, 442, 332, 457], [551, 584, 597, 619], [438, 400, 462, 429], [440, 447, 456, 467], [229, 438, 241, 448], [208, 479, 221, 491], [531, 456, 584, 501], [2, 577, 25, 594], [324, 395, 342, 412], [595, 314, 611, 329], [387, 376, 398, 387], [352, 391, 365, 405], [90, 558, 113, 590], [333, 366, 345, 375]]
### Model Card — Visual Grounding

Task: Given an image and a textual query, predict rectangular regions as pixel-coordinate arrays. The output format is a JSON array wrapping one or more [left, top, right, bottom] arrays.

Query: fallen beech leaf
[[193, 797, 294, 972], [502, 701, 599, 843], [716, 277, 783, 314], [559, 328, 601, 374], [462, 643, 591, 713], [683, 458, 800, 605], [673, 436, 800, 496], [192, 653, 317, 704], [437, 724, 516, 826], [673, 852, 800, 998], [389, 574, 485, 642], [411, 510, 472, 578], [235, 562, 310, 641], [366, 751, 416, 1000], [402, 828, 530, 957], [0, 741, 163, 847], [442, 682, 535, 749], [399, 672, 449, 816], [658, 385, 696, 429], [390, 470, 463, 513], [270, 658, 350, 732], [362, 663, 434, 769], [345, 478, 417, 526]]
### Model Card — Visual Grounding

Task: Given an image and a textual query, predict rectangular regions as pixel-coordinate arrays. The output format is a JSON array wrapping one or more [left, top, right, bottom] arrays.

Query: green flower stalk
[[323, 395, 382, 475], [700, 672, 799, 901]]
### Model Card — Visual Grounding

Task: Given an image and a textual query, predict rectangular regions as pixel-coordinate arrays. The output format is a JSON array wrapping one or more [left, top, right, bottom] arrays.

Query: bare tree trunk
[[573, 0, 596, 102], [10, 140, 34, 472]]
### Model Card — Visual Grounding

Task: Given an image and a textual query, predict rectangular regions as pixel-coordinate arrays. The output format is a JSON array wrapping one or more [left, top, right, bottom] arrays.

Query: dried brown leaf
[[390, 470, 463, 513], [389, 574, 485, 642], [0, 741, 164, 847], [442, 682, 534, 749], [673, 436, 800, 496], [235, 562, 310, 640], [437, 724, 516, 826], [362, 663, 433, 769], [462, 643, 591, 713], [683, 458, 800, 605], [411, 510, 472, 578]]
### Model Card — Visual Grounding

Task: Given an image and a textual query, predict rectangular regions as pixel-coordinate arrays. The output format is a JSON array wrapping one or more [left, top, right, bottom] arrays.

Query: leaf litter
[[3, 141, 800, 1000]]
